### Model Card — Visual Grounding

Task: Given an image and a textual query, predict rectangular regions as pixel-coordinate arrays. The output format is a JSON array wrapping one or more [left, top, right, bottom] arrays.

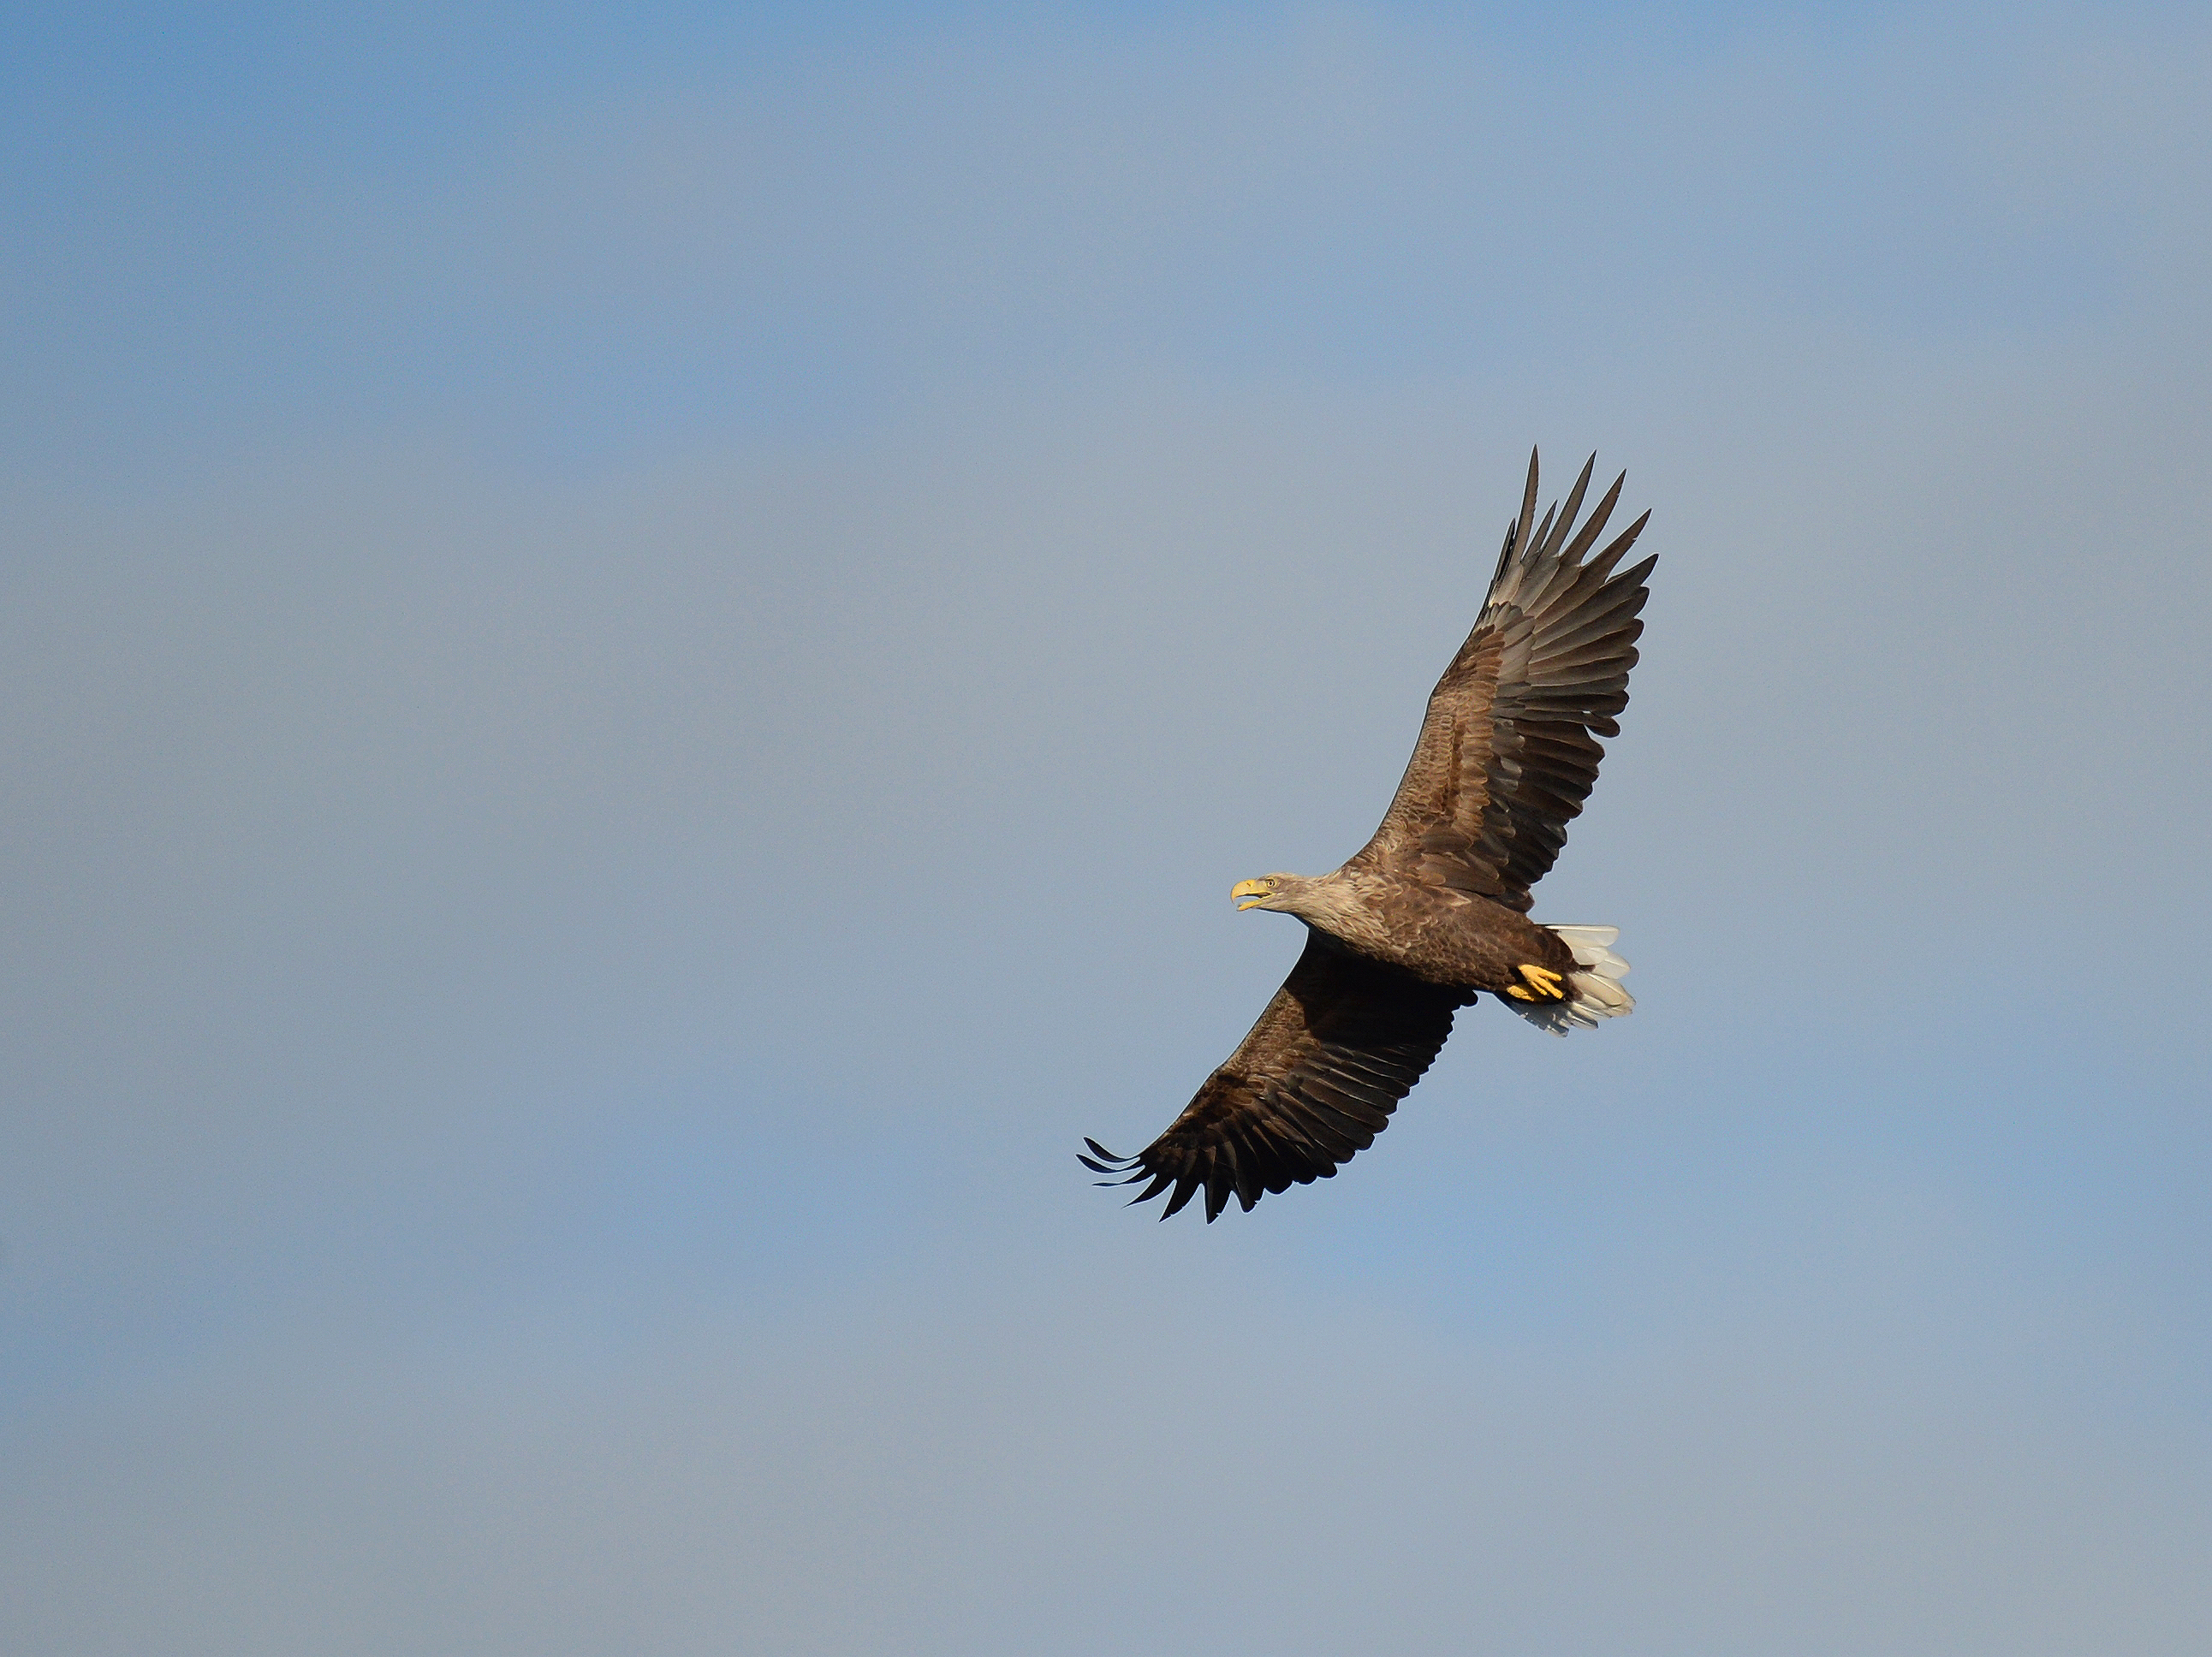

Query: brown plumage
[[1082, 450, 1656, 1221]]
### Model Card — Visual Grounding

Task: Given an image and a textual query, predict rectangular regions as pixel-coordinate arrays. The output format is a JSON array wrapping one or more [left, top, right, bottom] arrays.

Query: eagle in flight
[[1083, 450, 1656, 1221]]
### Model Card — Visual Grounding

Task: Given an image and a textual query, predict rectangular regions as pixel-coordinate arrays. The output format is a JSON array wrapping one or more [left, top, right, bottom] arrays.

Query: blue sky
[[5, 5, 2211, 1653]]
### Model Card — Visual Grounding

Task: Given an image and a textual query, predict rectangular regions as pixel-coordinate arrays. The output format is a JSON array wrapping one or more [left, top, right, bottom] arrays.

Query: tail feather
[[1510, 924, 1634, 1036]]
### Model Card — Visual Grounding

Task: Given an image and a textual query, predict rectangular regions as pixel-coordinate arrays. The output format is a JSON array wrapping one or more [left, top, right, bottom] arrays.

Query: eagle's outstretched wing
[[1082, 936, 1466, 1221], [1347, 450, 1656, 912]]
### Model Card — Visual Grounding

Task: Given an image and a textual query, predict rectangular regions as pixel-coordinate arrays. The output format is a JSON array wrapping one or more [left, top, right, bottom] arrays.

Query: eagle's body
[[1083, 450, 1656, 1221], [1240, 870, 1579, 994]]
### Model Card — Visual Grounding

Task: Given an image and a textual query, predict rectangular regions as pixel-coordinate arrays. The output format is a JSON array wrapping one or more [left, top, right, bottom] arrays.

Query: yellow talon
[[1506, 984, 1537, 1001], [1517, 964, 1567, 1000]]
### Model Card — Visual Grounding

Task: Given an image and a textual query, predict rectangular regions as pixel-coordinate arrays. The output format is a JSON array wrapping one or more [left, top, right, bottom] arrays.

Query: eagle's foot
[[1506, 964, 1567, 1002]]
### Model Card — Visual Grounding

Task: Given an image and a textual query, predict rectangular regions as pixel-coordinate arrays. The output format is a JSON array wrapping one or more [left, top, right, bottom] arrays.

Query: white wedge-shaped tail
[[1508, 924, 1633, 1036]]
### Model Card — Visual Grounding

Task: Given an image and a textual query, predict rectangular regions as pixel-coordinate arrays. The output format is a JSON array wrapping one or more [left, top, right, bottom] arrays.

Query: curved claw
[[1515, 963, 1567, 1001]]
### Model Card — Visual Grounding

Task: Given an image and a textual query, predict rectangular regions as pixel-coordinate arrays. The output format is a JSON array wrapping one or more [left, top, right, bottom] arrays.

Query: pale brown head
[[1231, 874, 1315, 914]]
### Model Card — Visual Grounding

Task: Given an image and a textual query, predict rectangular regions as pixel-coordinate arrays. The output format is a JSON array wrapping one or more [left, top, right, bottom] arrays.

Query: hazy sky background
[[6, 4, 2211, 1653]]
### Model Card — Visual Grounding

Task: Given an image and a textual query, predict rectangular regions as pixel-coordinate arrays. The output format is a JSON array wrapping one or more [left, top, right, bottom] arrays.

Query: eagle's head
[[1232, 874, 1310, 913]]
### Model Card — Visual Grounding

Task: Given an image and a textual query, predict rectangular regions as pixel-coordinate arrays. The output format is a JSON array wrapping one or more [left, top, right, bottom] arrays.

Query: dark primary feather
[[1350, 448, 1656, 912], [1083, 937, 1465, 1222]]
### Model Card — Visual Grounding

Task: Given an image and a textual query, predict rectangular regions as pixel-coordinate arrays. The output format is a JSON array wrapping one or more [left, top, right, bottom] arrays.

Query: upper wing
[[1081, 936, 1465, 1221], [1348, 450, 1656, 912]]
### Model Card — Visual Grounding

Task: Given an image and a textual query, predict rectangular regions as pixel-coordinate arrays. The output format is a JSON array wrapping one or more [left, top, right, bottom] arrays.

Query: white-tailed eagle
[[1083, 450, 1655, 1220]]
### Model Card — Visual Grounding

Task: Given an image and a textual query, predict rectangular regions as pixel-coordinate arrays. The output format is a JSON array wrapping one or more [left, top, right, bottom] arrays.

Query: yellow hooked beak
[[1232, 878, 1275, 911]]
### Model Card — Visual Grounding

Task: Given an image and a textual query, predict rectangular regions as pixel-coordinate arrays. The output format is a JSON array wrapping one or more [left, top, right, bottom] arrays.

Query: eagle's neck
[[1281, 870, 1399, 955]]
